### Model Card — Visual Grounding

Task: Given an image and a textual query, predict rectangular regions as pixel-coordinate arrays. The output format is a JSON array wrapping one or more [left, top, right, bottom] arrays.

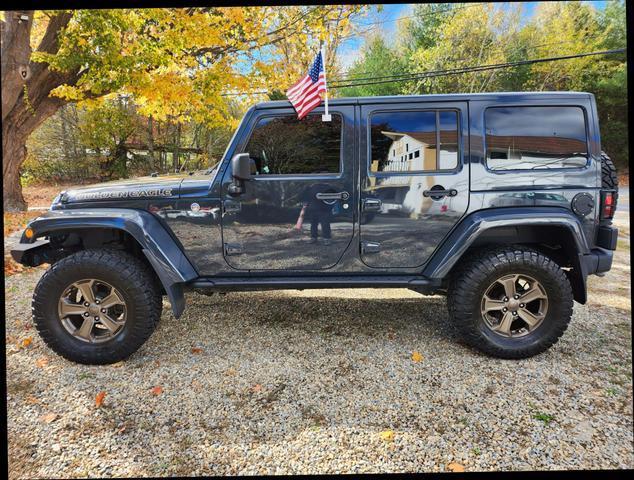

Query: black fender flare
[[423, 207, 592, 303], [13, 208, 198, 318]]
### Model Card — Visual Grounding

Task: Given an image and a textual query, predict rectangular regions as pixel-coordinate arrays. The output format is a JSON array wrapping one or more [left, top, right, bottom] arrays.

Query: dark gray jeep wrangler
[[12, 92, 619, 364]]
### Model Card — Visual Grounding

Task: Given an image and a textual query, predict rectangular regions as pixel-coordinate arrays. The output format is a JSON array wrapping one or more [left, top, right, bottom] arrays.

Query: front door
[[220, 106, 355, 271], [359, 101, 469, 268]]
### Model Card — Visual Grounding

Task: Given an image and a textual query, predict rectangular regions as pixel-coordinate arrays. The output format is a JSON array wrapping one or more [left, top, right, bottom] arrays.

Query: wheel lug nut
[[514, 295, 519, 299], [503, 307, 508, 312], [513, 311, 518, 316], [503, 297, 508, 302], [84, 302, 89, 307], [94, 316, 99, 321], [95, 300, 100, 305], [520, 303, 525, 308], [84, 312, 89, 317], [101, 308, 106, 313]]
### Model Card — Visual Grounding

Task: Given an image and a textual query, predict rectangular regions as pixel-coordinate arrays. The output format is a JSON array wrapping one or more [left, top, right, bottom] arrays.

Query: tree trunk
[[2, 123, 28, 211], [2, 11, 78, 210], [60, 104, 71, 158], [147, 115, 155, 170], [174, 123, 181, 173]]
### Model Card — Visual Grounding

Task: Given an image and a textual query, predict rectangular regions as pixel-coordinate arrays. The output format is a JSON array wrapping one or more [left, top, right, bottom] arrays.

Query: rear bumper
[[596, 225, 618, 250], [581, 247, 614, 276]]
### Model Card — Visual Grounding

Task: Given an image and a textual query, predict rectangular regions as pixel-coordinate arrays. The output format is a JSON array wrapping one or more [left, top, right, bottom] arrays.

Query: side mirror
[[232, 153, 252, 181], [228, 153, 252, 196]]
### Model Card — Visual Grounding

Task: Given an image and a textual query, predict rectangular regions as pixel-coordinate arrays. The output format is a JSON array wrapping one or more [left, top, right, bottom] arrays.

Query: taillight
[[600, 190, 617, 220]]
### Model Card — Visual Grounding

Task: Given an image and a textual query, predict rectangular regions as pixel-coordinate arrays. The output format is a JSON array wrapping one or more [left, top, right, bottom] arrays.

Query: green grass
[[532, 412, 555, 425]]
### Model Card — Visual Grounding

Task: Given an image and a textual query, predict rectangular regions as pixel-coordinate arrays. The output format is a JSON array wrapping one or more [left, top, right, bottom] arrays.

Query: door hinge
[[224, 243, 243, 256], [361, 241, 381, 254]]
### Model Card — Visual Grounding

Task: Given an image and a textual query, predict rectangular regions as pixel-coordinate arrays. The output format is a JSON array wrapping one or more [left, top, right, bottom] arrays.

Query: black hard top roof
[[254, 91, 592, 109]]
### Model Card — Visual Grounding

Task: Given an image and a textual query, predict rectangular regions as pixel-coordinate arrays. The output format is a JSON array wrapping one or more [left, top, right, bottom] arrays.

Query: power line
[[219, 48, 625, 97], [329, 48, 626, 89], [332, 35, 608, 83]]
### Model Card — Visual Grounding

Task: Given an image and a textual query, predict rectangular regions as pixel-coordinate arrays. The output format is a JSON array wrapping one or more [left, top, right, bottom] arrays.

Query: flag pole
[[321, 40, 331, 122]]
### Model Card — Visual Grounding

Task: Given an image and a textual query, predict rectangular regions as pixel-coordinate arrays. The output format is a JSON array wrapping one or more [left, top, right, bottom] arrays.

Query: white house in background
[[378, 130, 457, 173], [369, 130, 466, 217]]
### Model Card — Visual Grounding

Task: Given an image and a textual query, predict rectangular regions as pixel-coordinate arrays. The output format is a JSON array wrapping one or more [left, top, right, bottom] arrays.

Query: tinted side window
[[370, 110, 459, 173], [244, 114, 342, 175], [485, 106, 588, 170]]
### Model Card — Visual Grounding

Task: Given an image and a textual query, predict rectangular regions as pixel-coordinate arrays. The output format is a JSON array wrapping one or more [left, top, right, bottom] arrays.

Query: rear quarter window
[[485, 106, 588, 171]]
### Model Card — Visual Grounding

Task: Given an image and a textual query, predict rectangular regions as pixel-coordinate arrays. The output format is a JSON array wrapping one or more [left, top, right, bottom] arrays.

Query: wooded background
[[1, 2, 627, 211]]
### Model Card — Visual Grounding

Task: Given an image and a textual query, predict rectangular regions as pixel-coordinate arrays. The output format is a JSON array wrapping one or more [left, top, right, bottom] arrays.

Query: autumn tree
[[522, 2, 608, 91], [1, 6, 367, 211], [339, 34, 407, 97], [79, 96, 137, 180], [406, 3, 523, 94]]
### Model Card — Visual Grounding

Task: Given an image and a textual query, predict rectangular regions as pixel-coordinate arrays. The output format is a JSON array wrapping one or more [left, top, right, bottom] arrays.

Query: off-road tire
[[447, 246, 573, 359], [32, 249, 162, 365]]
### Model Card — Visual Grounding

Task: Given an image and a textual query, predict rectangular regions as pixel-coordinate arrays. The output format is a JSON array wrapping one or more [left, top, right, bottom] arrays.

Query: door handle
[[316, 191, 350, 201], [423, 188, 458, 199], [362, 198, 382, 211]]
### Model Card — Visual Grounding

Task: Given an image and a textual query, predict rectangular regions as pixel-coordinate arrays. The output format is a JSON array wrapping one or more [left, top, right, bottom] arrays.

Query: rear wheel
[[32, 249, 162, 364], [447, 246, 573, 359]]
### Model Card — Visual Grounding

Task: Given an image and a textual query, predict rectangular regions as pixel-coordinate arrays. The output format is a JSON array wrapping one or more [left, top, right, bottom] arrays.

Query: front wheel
[[32, 249, 163, 364], [447, 246, 573, 359]]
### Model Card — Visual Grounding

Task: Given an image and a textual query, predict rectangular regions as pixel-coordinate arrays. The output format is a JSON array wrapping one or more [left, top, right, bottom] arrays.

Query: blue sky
[[337, 1, 612, 70]]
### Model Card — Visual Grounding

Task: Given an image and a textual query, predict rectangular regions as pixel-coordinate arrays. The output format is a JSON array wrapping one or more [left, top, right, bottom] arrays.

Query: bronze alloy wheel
[[480, 273, 548, 338], [57, 278, 127, 343]]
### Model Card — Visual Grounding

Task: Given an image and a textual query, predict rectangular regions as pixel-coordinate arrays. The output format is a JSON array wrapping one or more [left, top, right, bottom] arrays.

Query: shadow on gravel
[[179, 292, 454, 340]]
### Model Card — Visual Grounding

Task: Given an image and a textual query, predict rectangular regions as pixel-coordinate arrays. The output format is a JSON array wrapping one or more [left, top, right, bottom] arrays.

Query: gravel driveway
[[6, 216, 632, 476]]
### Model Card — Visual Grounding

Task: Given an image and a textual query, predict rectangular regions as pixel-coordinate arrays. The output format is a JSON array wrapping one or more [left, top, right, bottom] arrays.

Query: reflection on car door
[[359, 102, 470, 268], [220, 106, 355, 271]]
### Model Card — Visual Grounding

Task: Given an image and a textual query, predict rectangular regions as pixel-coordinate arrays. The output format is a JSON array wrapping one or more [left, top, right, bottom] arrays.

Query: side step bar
[[188, 275, 442, 293]]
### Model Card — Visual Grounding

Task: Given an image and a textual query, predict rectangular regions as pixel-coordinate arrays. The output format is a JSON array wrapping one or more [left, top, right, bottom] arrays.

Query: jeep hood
[[59, 175, 185, 204]]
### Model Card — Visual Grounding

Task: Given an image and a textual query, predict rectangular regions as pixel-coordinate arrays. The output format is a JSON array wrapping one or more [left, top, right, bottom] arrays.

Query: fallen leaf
[[380, 430, 395, 442], [411, 351, 423, 362], [250, 384, 263, 393], [110, 361, 125, 368], [447, 462, 465, 472], [117, 424, 126, 434], [26, 395, 40, 405], [191, 347, 203, 354], [35, 358, 49, 368], [151, 386, 163, 396], [21, 337, 33, 348], [95, 391, 106, 408], [40, 413, 57, 423], [225, 368, 238, 376]]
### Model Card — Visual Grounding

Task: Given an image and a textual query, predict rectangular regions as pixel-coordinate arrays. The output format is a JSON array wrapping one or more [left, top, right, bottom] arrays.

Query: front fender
[[13, 208, 198, 318]]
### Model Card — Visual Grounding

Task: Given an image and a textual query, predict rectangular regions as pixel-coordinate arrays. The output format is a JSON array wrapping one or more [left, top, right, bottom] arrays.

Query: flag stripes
[[286, 51, 327, 119]]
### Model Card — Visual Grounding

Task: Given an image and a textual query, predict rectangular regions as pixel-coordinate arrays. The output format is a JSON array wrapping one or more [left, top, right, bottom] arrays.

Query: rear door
[[220, 105, 355, 271], [359, 101, 469, 268]]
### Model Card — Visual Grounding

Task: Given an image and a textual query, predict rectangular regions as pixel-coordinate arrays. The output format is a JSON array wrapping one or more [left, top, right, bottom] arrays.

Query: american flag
[[286, 50, 327, 120]]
